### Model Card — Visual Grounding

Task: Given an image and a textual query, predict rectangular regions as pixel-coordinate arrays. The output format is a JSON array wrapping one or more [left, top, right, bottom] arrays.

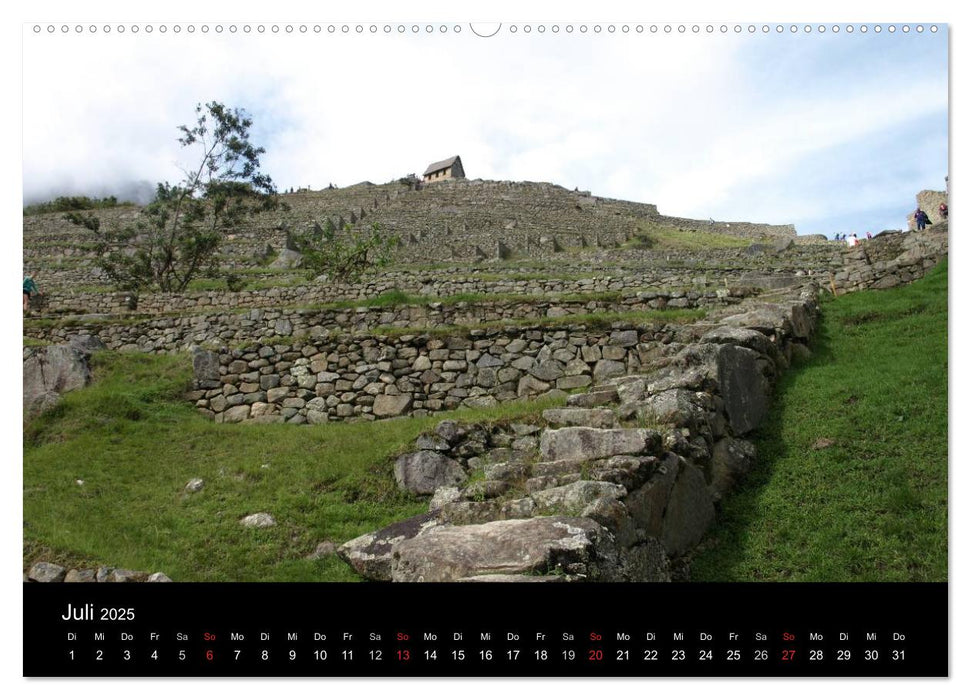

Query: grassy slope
[[23, 354, 565, 582], [629, 221, 756, 250], [691, 261, 948, 582]]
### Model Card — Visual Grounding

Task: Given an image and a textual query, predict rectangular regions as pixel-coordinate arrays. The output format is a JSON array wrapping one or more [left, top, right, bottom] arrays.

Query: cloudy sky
[[22, 22, 947, 238]]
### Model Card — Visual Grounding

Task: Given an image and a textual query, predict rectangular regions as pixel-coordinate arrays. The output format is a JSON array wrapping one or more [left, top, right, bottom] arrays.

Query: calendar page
[[20, 1, 950, 682]]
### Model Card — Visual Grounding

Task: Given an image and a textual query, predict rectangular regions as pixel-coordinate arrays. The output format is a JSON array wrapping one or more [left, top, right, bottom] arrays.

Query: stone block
[[373, 393, 413, 417], [539, 427, 658, 462], [394, 451, 466, 495]]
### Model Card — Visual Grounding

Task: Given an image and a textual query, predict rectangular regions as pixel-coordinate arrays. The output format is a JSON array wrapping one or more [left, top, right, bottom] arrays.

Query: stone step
[[542, 407, 619, 429], [566, 387, 619, 408], [438, 497, 536, 526], [539, 427, 660, 462], [526, 473, 582, 493], [531, 480, 627, 513], [530, 459, 586, 478]]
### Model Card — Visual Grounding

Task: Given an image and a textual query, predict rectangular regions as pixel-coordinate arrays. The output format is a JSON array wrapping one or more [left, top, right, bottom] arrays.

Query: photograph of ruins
[[22, 22, 947, 585]]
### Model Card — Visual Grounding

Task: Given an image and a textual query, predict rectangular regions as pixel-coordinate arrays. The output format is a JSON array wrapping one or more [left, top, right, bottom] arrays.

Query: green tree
[[91, 102, 281, 293], [294, 220, 399, 283]]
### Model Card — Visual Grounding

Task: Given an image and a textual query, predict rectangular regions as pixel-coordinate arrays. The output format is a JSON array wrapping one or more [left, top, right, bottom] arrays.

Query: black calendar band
[[24, 582, 947, 677]]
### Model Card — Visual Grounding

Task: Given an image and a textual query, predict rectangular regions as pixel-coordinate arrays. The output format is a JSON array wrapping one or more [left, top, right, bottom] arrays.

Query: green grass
[[628, 222, 759, 250], [691, 261, 947, 582], [23, 353, 565, 581], [23, 288, 709, 334], [185, 274, 306, 293], [371, 307, 707, 338], [24, 195, 133, 215], [23, 337, 52, 347]]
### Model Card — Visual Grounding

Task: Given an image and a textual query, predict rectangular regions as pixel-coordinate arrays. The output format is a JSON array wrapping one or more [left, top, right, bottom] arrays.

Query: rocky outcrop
[[338, 511, 442, 580], [23, 340, 97, 416]]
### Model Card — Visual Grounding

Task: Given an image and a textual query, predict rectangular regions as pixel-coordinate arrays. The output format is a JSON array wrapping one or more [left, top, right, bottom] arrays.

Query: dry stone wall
[[26, 290, 753, 352], [832, 225, 948, 293], [189, 322, 705, 424], [37, 261, 821, 316], [649, 212, 797, 239]]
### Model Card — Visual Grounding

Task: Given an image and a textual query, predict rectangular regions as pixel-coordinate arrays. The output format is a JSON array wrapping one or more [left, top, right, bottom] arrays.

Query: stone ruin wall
[[30, 237, 843, 315], [26, 288, 754, 354], [36, 265, 798, 316], [831, 225, 948, 294], [25, 227, 948, 430], [649, 213, 797, 240], [188, 321, 710, 425]]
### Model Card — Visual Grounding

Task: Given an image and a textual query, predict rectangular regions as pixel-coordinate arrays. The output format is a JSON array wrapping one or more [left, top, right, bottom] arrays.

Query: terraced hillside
[[22, 175, 948, 584], [24, 178, 801, 292]]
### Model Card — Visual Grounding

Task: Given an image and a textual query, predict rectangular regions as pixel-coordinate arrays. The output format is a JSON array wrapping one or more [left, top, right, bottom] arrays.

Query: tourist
[[939, 202, 948, 220], [23, 273, 40, 313], [847, 233, 859, 247], [866, 231, 872, 240], [915, 208, 929, 231]]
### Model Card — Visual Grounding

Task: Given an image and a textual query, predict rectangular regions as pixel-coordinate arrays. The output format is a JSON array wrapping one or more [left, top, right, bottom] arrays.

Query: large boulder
[[661, 463, 716, 557], [714, 345, 772, 435], [623, 452, 680, 536], [23, 344, 92, 416], [719, 305, 792, 338], [637, 389, 711, 431], [337, 511, 441, 580], [700, 326, 778, 360], [394, 451, 466, 495], [390, 516, 618, 582], [666, 343, 772, 436]]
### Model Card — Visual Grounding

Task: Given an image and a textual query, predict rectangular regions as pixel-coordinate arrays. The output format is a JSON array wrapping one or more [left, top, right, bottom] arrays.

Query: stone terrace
[[24, 178, 803, 290]]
